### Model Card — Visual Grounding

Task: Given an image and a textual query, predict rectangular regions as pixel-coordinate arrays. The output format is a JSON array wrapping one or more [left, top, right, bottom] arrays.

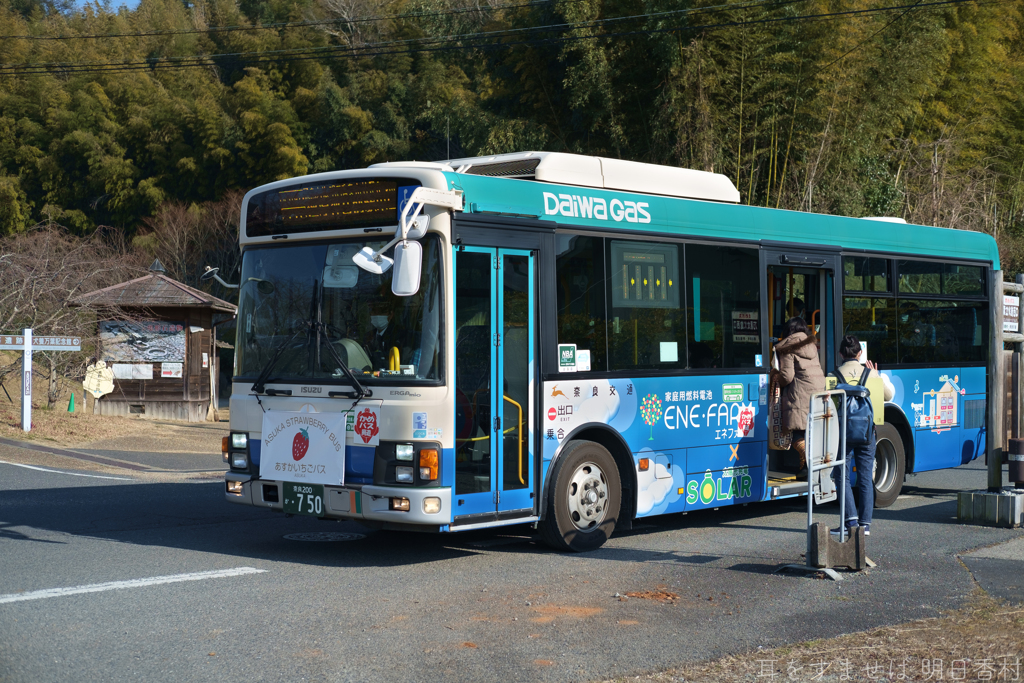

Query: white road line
[[0, 567, 267, 604], [0, 460, 133, 481]]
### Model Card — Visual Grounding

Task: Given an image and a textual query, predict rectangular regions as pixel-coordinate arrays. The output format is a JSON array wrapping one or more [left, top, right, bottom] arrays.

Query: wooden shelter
[[74, 260, 236, 422]]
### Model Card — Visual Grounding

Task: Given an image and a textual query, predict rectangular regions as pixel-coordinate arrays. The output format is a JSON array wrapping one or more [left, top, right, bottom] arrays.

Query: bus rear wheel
[[539, 440, 621, 552], [873, 422, 906, 508]]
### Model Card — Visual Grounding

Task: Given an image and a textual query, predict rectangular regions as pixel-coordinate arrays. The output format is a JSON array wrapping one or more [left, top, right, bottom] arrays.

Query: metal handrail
[[453, 395, 525, 485], [503, 395, 525, 485]]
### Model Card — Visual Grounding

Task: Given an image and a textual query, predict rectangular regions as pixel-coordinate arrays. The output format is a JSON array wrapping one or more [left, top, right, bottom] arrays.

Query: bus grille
[[964, 399, 985, 430]]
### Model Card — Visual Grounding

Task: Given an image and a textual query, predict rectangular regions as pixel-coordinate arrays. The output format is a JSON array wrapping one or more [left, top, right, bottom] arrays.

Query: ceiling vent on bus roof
[[462, 158, 541, 178], [440, 151, 740, 203]]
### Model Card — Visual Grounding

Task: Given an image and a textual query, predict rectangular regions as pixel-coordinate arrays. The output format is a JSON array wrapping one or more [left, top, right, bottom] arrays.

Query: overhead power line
[[0, 0, 574, 41], [0, 0, 810, 71], [0, 0, 792, 41], [0, 0, 989, 77]]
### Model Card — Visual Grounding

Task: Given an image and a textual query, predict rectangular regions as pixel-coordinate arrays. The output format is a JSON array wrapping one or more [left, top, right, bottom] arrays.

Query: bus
[[223, 151, 997, 551]]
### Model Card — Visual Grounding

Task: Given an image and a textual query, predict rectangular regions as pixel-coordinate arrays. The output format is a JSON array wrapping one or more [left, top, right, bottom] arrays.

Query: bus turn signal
[[419, 449, 438, 481]]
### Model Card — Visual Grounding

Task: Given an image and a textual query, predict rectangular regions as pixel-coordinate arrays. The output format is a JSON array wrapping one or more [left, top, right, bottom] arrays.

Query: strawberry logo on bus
[[292, 428, 310, 461]]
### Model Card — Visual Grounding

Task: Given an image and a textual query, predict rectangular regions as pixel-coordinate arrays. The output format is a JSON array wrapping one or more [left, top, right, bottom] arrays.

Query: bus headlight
[[396, 466, 414, 483], [395, 444, 414, 461], [423, 497, 441, 514], [231, 453, 248, 469], [231, 433, 248, 449]]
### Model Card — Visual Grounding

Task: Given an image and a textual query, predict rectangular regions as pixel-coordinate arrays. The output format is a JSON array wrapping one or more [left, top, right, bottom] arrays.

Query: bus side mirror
[[391, 240, 422, 296]]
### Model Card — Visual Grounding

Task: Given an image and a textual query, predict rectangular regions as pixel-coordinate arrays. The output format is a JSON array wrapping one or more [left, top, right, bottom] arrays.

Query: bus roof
[[443, 170, 1000, 269]]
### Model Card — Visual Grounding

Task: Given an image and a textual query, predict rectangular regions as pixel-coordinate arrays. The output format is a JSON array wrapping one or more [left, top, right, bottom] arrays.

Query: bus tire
[[873, 422, 905, 508], [539, 440, 621, 552]]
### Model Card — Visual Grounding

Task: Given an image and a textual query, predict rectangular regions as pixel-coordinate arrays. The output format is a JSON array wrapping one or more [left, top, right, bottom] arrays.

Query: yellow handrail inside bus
[[454, 395, 525, 485], [388, 346, 400, 372], [503, 395, 524, 485]]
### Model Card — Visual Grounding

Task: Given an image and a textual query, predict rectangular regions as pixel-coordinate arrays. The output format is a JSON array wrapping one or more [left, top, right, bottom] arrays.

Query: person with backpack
[[775, 317, 826, 476], [832, 335, 895, 536]]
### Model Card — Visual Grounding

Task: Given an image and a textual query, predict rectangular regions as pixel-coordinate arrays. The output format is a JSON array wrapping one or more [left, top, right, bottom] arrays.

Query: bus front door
[[454, 247, 536, 521]]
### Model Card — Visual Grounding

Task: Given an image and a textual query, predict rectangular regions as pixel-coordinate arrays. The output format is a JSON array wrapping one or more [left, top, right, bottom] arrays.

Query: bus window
[[556, 235, 607, 371], [897, 261, 984, 297], [898, 299, 987, 364], [455, 251, 493, 495], [843, 256, 890, 293], [607, 239, 685, 371], [842, 297, 897, 365], [690, 245, 761, 368]]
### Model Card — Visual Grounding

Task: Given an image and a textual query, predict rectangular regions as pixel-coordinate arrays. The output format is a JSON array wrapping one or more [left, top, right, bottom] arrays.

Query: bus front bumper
[[225, 474, 452, 525]]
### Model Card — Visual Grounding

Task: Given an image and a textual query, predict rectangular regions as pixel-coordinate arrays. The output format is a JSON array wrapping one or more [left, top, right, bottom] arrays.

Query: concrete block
[[808, 522, 866, 570], [957, 489, 1024, 528], [958, 492, 973, 522]]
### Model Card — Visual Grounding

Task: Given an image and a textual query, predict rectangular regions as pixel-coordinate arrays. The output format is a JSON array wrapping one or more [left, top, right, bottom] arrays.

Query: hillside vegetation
[[0, 0, 1021, 270]]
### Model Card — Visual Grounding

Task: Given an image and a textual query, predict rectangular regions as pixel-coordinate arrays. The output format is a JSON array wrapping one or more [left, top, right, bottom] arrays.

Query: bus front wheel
[[873, 422, 906, 508], [540, 440, 621, 552]]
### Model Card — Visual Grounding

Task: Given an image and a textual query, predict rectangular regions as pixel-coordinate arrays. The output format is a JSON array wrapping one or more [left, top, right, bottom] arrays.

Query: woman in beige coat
[[775, 317, 826, 470]]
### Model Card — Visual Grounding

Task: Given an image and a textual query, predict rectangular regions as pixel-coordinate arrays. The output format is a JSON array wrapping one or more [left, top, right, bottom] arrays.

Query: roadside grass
[[0, 397, 159, 446], [604, 593, 1024, 682], [0, 364, 225, 451]]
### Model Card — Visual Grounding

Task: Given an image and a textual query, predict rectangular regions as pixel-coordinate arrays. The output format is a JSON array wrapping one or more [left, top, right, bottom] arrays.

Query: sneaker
[[862, 525, 870, 536], [830, 524, 858, 537]]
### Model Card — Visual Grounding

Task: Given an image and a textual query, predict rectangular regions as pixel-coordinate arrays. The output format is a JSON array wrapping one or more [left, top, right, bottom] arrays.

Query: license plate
[[282, 482, 325, 516]]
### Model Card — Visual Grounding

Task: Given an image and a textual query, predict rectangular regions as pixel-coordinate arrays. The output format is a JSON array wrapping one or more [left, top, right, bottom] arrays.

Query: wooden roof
[[74, 271, 237, 314]]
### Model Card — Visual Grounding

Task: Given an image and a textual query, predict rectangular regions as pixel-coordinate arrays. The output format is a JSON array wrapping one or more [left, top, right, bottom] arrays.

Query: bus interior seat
[[335, 339, 372, 374]]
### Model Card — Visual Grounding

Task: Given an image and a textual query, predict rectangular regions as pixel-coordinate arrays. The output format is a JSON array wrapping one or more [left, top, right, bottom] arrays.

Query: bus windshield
[[235, 235, 444, 383]]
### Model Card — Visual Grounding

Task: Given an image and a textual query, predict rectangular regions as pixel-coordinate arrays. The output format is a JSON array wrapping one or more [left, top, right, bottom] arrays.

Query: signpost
[[1004, 295, 1020, 333], [0, 329, 82, 432]]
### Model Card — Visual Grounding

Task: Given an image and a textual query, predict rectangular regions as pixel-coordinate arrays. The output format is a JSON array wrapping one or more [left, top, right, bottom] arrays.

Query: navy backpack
[[832, 366, 874, 447]]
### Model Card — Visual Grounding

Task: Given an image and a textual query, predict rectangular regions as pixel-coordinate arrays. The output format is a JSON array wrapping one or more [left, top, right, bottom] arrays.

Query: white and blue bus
[[223, 152, 997, 551]]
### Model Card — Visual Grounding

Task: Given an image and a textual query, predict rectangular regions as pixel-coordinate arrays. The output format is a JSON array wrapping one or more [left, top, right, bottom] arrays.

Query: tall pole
[[21, 328, 31, 432], [1017, 274, 1024, 440], [989, 272, 1004, 491]]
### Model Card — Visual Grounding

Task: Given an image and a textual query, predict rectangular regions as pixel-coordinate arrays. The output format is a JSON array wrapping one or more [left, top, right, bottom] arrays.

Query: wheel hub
[[566, 462, 609, 531]]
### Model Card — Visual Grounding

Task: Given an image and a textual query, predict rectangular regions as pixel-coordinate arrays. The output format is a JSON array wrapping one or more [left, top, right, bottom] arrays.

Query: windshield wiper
[[252, 277, 370, 400], [317, 331, 370, 399], [251, 331, 300, 395], [307, 278, 370, 399]]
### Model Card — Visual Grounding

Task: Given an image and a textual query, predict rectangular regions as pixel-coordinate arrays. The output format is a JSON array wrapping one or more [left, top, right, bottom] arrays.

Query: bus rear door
[[762, 246, 840, 489]]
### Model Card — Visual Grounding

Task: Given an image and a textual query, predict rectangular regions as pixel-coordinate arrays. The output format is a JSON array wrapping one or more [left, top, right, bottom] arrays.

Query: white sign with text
[[260, 408, 347, 486]]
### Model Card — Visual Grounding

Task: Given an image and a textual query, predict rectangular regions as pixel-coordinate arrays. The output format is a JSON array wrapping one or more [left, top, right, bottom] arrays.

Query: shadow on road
[[0, 461, 978, 570]]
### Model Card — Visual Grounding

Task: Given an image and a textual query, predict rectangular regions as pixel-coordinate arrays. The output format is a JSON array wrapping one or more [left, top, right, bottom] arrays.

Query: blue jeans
[[839, 438, 876, 527]]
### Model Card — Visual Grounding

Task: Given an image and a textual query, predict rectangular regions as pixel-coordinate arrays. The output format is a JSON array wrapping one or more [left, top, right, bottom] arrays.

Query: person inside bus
[[792, 297, 807, 323], [900, 302, 935, 362], [833, 335, 895, 536], [365, 299, 407, 372], [775, 317, 825, 477]]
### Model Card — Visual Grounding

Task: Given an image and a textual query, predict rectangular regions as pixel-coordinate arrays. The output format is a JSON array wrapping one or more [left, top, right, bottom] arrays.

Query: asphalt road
[[0, 448, 1021, 683]]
